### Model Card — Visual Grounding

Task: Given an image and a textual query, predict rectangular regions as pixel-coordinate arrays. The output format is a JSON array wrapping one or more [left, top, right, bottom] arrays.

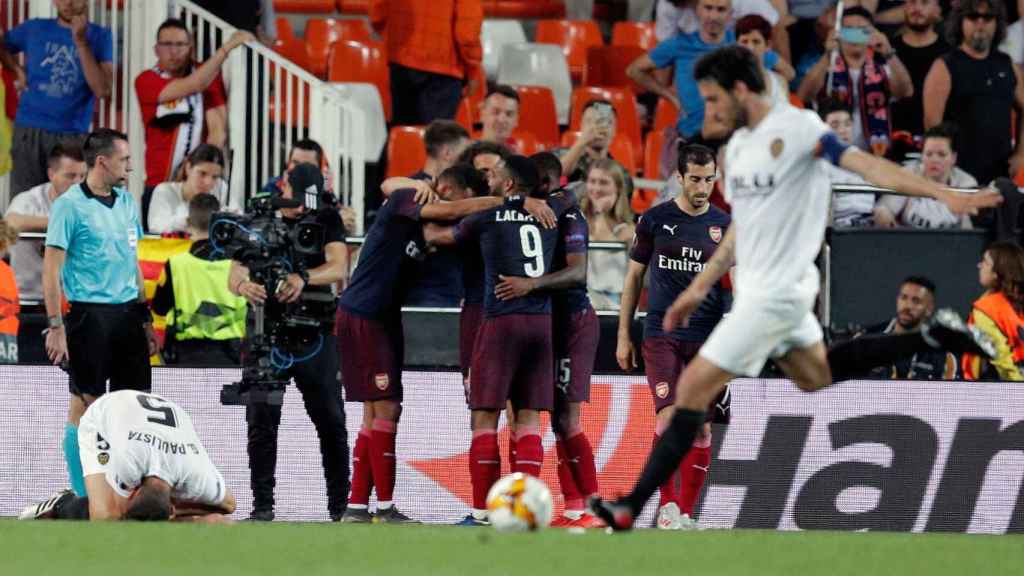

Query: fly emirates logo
[[658, 246, 705, 273]]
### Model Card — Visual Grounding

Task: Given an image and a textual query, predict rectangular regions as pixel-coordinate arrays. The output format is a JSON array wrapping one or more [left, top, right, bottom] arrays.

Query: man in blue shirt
[[627, 0, 733, 142], [0, 0, 113, 197], [42, 128, 157, 499]]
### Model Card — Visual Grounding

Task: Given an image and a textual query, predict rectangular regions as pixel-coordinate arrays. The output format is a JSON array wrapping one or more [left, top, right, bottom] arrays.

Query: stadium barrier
[[1, 365, 1021, 532]]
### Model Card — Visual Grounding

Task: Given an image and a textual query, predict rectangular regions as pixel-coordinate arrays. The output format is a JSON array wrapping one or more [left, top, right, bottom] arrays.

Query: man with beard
[[590, 46, 1000, 531], [924, 0, 1024, 185], [892, 0, 949, 141], [860, 276, 958, 380]]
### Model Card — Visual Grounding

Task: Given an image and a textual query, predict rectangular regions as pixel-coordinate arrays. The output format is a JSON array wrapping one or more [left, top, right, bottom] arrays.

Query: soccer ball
[[485, 472, 553, 531]]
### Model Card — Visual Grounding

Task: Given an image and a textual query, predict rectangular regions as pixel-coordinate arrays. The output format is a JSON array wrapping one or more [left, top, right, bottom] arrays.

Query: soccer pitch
[[2, 521, 1020, 576]]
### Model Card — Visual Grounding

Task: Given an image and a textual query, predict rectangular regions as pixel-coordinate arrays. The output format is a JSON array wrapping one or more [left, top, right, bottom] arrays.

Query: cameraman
[[227, 164, 350, 522]]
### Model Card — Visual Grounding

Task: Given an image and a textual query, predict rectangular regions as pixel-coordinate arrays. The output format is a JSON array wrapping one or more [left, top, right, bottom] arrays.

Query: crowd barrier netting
[[0, 366, 1021, 533]]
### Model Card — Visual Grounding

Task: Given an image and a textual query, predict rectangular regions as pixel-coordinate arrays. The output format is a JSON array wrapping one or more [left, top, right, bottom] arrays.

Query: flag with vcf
[[137, 236, 192, 364]]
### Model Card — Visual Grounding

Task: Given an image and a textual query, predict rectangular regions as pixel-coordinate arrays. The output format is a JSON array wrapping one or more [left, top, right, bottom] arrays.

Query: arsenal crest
[[655, 382, 670, 399], [709, 226, 722, 243], [374, 373, 390, 391], [770, 138, 784, 158]]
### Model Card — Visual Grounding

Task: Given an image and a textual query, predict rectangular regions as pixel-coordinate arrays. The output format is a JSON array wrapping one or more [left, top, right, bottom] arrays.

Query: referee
[[42, 128, 158, 498]]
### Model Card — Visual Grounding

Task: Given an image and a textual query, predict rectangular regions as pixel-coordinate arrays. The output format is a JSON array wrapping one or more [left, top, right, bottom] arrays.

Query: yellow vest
[[168, 252, 247, 341]]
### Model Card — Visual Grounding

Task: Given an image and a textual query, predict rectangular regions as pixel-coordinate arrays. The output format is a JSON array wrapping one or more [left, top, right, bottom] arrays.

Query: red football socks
[[513, 427, 543, 477], [564, 431, 599, 499], [678, 442, 711, 516], [470, 430, 500, 510], [370, 418, 397, 505], [349, 428, 373, 506], [555, 439, 584, 511]]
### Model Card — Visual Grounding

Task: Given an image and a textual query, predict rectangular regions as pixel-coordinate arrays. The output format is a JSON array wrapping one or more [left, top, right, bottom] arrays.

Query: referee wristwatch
[[48, 315, 64, 329]]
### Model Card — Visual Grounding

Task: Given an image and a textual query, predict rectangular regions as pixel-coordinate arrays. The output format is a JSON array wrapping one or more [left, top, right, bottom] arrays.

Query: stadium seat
[[274, 0, 335, 13], [611, 21, 657, 51], [633, 129, 666, 213], [534, 20, 603, 83], [511, 85, 560, 150], [497, 43, 572, 124], [337, 0, 369, 13], [789, 92, 805, 109], [272, 37, 314, 73], [482, 0, 566, 18], [582, 45, 645, 93], [568, 86, 643, 168], [386, 125, 427, 179], [481, 19, 527, 82], [328, 39, 391, 121], [509, 129, 542, 156], [653, 97, 679, 132], [306, 18, 373, 78], [560, 131, 637, 175], [276, 17, 296, 40], [455, 97, 476, 131]]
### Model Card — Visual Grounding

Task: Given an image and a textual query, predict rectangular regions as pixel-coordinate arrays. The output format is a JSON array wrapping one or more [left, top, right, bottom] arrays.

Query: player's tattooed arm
[[662, 226, 736, 332], [495, 252, 586, 300]]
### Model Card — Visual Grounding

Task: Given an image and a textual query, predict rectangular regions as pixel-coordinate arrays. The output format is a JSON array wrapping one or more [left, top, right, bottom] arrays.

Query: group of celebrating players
[[19, 45, 1000, 528]]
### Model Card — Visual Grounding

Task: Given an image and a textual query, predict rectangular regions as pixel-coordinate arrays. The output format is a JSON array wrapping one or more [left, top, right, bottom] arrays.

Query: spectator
[[891, 0, 950, 141], [861, 276, 958, 380], [263, 139, 356, 233], [818, 99, 876, 227], [151, 193, 247, 366], [875, 123, 979, 229], [655, 0, 782, 42], [924, 0, 1024, 186], [147, 144, 227, 235], [964, 241, 1024, 380], [0, 0, 111, 197], [797, 6, 913, 155], [4, 143, 85, 302], [478, 86, 520, 149], [629, 0, 734, 150], [736, 14, 794, 107], [580, 159, 636, 309], [0, 219, 18, 364], [559, 100, 618, 187], [370, 0, 483, 125], [135, 20, 252, 229]]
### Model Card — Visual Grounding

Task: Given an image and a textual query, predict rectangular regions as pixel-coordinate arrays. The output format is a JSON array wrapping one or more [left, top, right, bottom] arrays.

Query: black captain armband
[[505, 195, 525, 209]]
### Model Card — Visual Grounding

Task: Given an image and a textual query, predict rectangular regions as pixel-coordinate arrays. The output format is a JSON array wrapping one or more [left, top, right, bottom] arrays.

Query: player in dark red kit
[[337, 164, 553, 523], [616, 144, 731, 530], [494, 152, 602, 528], [425, 156, 564, 525]]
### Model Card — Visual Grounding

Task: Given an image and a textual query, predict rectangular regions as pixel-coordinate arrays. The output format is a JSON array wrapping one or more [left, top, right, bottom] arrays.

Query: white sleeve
[[734, 0, 780, 25], [877, 193, 908, 217], [178, 459, 227, 506], [148, 184, 188, 234], [1000, 22, 1024, 65]]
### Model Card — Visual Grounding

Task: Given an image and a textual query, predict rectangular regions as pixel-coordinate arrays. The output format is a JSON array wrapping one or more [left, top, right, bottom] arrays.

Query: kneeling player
[[21, 389, 235, 522]]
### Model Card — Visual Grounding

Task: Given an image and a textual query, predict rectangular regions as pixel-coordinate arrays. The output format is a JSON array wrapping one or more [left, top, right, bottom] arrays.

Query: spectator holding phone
[[559, 100, 618, 187]]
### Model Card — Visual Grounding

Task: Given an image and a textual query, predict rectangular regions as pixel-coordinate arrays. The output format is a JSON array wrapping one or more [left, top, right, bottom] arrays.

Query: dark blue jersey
[[552, 203, 591, 315], [460, 241, 485, 305], [339, 188, 425, 319], [455, 206, 559, 317], [630, 201, 731, 341]]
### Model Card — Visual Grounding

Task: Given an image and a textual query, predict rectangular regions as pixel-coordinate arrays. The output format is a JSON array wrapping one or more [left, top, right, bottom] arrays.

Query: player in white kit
[[591, 46, 1000, 530], [20, 390, 235, 522]]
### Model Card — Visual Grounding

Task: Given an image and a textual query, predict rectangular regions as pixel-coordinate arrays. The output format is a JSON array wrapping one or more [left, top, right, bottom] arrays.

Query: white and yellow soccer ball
[[485, 472, 553, 531]]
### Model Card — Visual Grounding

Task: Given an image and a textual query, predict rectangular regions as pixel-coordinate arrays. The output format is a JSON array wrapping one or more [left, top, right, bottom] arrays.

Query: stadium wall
[[1, 366, 1021, 532]]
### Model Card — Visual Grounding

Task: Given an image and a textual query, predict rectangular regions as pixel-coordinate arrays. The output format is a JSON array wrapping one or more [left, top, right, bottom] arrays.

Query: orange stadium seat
[[511, 85, 560, 151], [632, 129, 665, 213], [306, 18, 373, 78], [274, 0, 335, 13], [789, 92, 805, 109], [534, 20, 602, 83], [272, 36, 313, 73], [276, 17, 296, 40], [386, 125, 427, 179], [328, 39, 391, 121], [508, 129, 542, 156], [560, 131, 637, 175], [337, 0, 370, 14], [569, 86, 643, 168], [583, 45, 645, 93], [611, 21, 657, 51], [653, 97, 679, 132], [482, 0, 566, 18]]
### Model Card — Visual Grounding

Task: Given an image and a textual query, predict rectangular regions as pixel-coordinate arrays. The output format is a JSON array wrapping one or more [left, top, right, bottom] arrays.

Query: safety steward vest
[[168, 252, 246, 341], [0, 260, 19, 363], [963, 291, 1024, 381]]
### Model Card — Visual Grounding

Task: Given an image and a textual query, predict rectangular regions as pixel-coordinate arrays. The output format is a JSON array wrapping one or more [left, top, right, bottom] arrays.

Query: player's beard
[[730, 93, 748, 130]]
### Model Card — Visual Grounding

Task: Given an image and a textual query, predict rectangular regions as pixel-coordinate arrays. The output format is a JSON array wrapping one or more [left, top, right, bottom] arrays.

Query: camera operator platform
[[225, 164, 350, 522]]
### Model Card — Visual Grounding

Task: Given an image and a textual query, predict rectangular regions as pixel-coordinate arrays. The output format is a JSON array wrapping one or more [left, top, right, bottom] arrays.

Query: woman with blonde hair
[[0, 219, 19, 363], [964, 241, 1024, 380], [580, 158, 635, 308]]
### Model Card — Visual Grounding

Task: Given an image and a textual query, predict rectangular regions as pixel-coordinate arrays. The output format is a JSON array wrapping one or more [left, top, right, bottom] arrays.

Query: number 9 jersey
[[78, 390, 227, 507]]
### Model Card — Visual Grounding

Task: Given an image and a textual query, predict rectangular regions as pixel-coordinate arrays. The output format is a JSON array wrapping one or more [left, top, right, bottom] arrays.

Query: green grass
[[2, 520, 1021, 576]]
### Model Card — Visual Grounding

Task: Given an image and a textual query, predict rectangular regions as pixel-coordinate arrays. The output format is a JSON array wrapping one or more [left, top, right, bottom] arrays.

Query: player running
[[20, 389, 235, 522], [617, 143, 731, 530], [591, 46, 999, 530], [425, 156, 566, 526], [337, 163, 554, 523]]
